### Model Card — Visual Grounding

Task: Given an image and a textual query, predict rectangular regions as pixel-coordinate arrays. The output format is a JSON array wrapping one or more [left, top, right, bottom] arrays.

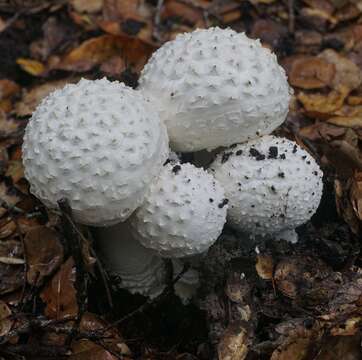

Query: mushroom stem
[[274, 229, 298, 244], [96, 221, 166, 298]]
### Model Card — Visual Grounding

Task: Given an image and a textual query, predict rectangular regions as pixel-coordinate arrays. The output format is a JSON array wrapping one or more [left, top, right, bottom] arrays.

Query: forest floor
[[0, 0, 361, 359]]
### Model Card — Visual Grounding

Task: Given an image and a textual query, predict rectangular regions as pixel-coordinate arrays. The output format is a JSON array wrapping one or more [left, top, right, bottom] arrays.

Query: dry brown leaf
[[99, 55, 125, 76], [71, 0, 103, 13], [0, 109, 24, 141], [24, 226, 64, 286], [297, 87, 349, 118], [0, 181, 22, 218], [270, 337, 312, 360], [299, 122, 346, 142], [70, 312, 132, 359], [0, 300, 12, 337], [0, 217, 16, 239], [16, 58, 46, 76], [0, 79, 20, 100], [327, 116, 362, 128], [350, 171, 362, 221], [5, 160, 24, 184], [41, 257, 78, 320], [217, 324, 249, 360], [70, 340, 118, 360], [315, 334, 362, 360], [318, 49, 362, 91], [330, 317, 362, 336], [103, 0, 152, 21], [0, 240, 24, 295], [52, 35, 153, 73], [162, 1, 203, 25], [289, 57, 335, 89], [15, 79, 76, 117], [256, 254, 274, 280]]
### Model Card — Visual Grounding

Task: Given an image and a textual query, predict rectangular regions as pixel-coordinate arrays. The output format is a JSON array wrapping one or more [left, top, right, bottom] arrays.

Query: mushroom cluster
[[22, 27, 323, 299]]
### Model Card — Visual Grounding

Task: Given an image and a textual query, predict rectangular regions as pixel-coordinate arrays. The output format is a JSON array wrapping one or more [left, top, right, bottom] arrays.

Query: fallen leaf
[[41, 257, 78, 320], [0, 240, 24, 295], [70, 340, 119, 360], [315, 334, 362, 360], [299, 122, 345, 141], [0, 300, 12, 337], [350, 171, 362, 221], [15, 79, 77, 117], [71, 0, 103, 13], [24, 226, 64, 286], [16, 58, 46, 76], [103, 0, 151, 21], [318, 49, 362, 91], [52, 35, 153, 73], [0, 181, 22, 217], [289, 57, 335, 89], [0, 79, 20, 100], [217, 324, 249, 360], [297, 87, 349, 118], [270, 337, 312, 360], [327, 116, 362, 128], [0, 217, 16, 239], [100, 56, 125, 76], [162, 1, 203, 25], [5, 160, 24, 184], [256, 254, 274, 280]]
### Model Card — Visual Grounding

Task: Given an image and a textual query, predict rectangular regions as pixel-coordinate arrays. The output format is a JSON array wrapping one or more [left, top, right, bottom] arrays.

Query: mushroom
[[209, 135, 323, 243], [139, 27, 291, 152], [130, 162, 228, 257], [96, 221, 199, 301], [22, 78, 169, 226], [96, 221, 166, 298]]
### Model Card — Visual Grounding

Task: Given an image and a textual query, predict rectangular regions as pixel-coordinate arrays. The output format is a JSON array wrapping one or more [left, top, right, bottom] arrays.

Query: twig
[[288, 0, 295, 33], [153, 0, 164, 42], [58, 199, 88, 345]]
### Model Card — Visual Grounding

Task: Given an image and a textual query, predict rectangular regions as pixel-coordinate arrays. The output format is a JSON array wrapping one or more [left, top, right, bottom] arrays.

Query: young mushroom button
[[22, 78, 169, 226], [209, 135, 323, 243], [130, 163, 228, 258], [139, 27, 292, 152]]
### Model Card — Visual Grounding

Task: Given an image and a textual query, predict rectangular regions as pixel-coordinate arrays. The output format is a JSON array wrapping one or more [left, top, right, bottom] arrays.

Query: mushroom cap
[[209, 135, 323, 236], [22, 78, 169, 226], [130, 162, 228, 258], [97, 222, 166, 298], [139, 27, 291, 152]]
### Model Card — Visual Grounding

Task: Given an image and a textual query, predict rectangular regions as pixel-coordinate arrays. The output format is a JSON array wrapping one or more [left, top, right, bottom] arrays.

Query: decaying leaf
[[298, 87, 349, 118], [0, 300, 12, 337], [217, 324, 249, 360], [24, 226, 64, 286], [289, 57, 335, 89], [41, 257, 78, 319], [16, 58, 46, 76], [318, 49, 362, 91], [71, 312, 132, 359], [315, 334, 362, 360], [71, 0, 103, 14], [255, 254, 274, 280], [52, 34, 153, 73], [0, 240, 24, 295], [15, 79, 77, 117], [274, 256, 339, 306], [0, 181, 22, 218], [0, 79, 20, 100]]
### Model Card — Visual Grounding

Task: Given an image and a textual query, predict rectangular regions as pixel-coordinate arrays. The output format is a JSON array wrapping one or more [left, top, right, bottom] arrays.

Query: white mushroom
[[96, 222, 199, 301], [96, 221, 166, 298], [22, 78, 169, 226], [139, 27, 291, 152], [130, 162, 228, 258], [210, 136, 323, 243]]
